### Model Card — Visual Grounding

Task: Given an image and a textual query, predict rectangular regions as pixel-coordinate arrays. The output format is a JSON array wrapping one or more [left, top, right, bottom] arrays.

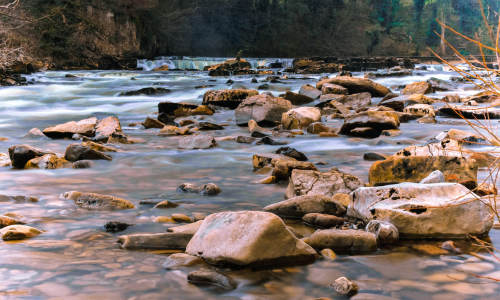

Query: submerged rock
[[203, 89, 259, 109], [23, 128, 49, 140], [178, 135, 217, 149], [8, 145, 55, 169], [185, 211, 317, 267], [163, 253, 206, 270], [117, 233, 193, 250], [285, 169, 365, 199], [348, 183, 494, 238], [368, 156, 478, 189], [142, 116, 166, 129], [263, 194, 346, 218], [0, 216, 26, 228], [282, 107, 322, 130], [0, 195, 39, 203], [61, 192, 135, 210], [64, 143, 113, 162], [43, 117, 97, 139], [103, 221, 132, 232], [330, 277, 359, 296], [0, 225, 43, 241], [365, 220, 399, 243], [176, 183, 222, 195], [119, 87, 171, 96], [187, 270, 237, 290], [307, 229, 378, 253]]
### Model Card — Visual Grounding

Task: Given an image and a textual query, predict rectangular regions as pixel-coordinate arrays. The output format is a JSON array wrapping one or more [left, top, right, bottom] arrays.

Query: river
[[0, 62, 499, 299]]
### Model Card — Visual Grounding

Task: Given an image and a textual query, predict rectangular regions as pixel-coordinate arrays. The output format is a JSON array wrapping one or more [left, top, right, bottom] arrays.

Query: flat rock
[[94, 117, 122, 141], [185, 211, 317, 267], [167, 221, 203, 234], [340, 111, 400, 137], [348, 183, 494, 238], [187, 270, 237, 290], [403, 104, 435, 118], [307, 229, 378, 253], [320, 92, 372, 108], [178, 135, 217, 149], [317, 77, 390, 97], [142, 116, 166, 129], [299, 84, 322, 100], [43, 117, 97, 139], [322, 83, 349, 95], [117, 233, 193, 250], [368, 156, 478, 189], [263, 194, 346, 218], [401, 81, 432, 95], [0, 216, 26, 228], [158, 101, 214, 117], [253, 153, 297, 169], [162, 253, 206, 270], [176, 183, 221, 195], [25, 154, 72, 169], [303, 213, 347, 227], [61, 192, 135, 210], [120, 87, 171, 96], [284, 91, 314, 105], [1, 225, 43, 241], [285, 169, 365, 199], [431, 129, 488, 146], [203, 89, 259, 109], [438, 105, 500, 119], [419, 170, 445, 184], [275, 146, 308, 161], [0, 195, 39, 203]]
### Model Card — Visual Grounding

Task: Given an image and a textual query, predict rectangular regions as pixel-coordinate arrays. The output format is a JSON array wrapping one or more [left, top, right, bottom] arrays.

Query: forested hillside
[[1, 0, 500, 67]]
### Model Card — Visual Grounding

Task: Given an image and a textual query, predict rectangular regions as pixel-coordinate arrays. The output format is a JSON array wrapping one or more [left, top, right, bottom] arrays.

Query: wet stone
[[365, 220, 399, 243], [154, 201, 180, 209], [162, 253, 206, 270], [302, 213, 348, 228], [330, 277, 359, 296], [187, 270, 237, 290], [0, 216, 26, 228], [176, 183, 222, 196], [73, 160, 94, 169], [103, 221, 132, 233], [0, 195, 39, 203], [276, 146, 308, 161], [1, 225, 43, 241], [8, 145, 55, 169], [64, 143, 112, 162], [171, 214, 192, 223], [320, 249, 337, 260]]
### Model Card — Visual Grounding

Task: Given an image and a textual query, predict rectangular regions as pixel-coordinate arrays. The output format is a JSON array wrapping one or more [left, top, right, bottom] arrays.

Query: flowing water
[[0, 64, 499, 299]]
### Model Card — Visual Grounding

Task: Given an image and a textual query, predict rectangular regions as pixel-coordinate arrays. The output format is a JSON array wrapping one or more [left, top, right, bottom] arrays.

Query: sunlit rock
[[317, 76, 390, 97], [178, 134, 217, 149], [43, 117, 97, 139], [264, 194, 346, 218], [282, 107, 322, 130], [117, 233, 193, 250], [61, 192, 135, 210], [0, 225, 42, 241], [235, 94, 292, 126], [307, 229, 378, 253], [8, 145, 55, 169], [203, 89, 259, 109]]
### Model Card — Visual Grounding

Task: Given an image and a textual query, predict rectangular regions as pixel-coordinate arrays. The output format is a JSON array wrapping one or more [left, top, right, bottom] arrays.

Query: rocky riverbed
[[0, 66, 500, 299]]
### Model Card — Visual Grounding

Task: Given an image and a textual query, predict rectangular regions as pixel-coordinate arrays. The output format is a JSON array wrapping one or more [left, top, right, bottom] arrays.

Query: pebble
[[152, 216, 176, 223], [320, 249, 336, 260], [171, 214, 192, 223], [257, 176, 276, 184], [154, 201, 179, 209], [330, 277, 359, 296]]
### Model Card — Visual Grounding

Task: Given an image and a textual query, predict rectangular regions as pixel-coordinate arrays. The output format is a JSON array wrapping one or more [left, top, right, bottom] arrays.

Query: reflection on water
[[0, 68, 499, 299]]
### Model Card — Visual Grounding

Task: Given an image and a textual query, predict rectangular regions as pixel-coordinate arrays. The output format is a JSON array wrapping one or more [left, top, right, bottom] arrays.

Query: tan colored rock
[[117, 233, 192, 250], [307, 229, 378, 252], [203, 89, 259, 109], [333, 193, 350, 207], [157, 125, 180, 136], [253, 153, 297, 169], [1, 225, 43, 241], [299, 84, 322, 99], [153, 216, 176, 223], [282, 107, 322, 130], [401, 81, 433, 95], [171, 214, 192, 223], [142, 116, 166, 129], [307, 122, 337, 134], [81, 141, 118, 152], [178, 134, 217, 149], [320, 248, 337, 260], [152, 64, 169, 71], [43, 117, 97, 139], [321, 83, 348, 95], [257, 176, 276, 184], [25, 154, 72, 169], [369, 156, 478, 189], [94, 117, 122, 141], [271, 159, 318, 181], [0, 216, 26, 228], [61, 192, 135, 210], [185, 211, 317, 267], [319, 132, 340, 137], [235, 94, 292, 126], [316, 77, 390, 97], [403, 104, 435, 117], [340, 111, 400, 136], [303, 213, 347, 227], [0, 153, 11, 167]]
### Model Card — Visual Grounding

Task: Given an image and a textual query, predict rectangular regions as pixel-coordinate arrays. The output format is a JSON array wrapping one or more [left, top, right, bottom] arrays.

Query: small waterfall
[[138, 57, 295, 71]]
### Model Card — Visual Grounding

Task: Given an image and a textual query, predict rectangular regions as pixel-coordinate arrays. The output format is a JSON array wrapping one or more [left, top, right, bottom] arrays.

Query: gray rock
[[365, 220, 399, 243], [253, 153, 296, 169], [330, 277, 359, 296], [73, 160, 94, 169], [23, 128, 49, 140], [285, 169, 365, 199], [162, 253, 206, 270], [348, 183, 494, 238], [282, 107, 322, 130], [284, 91, 314, 105], [263, 194, 346, 218], [64, 143, 112, 162], [178, 134, 217, 149], [8, 145, 55, 169], [363, 152, 387, 161], [185, 211, 317, 267], [307, 229, 378, 253], [187, 270, 237, 290], [117, 233, 193, 250], [419, 170, 445, 184], [299, 84, 322, 99]]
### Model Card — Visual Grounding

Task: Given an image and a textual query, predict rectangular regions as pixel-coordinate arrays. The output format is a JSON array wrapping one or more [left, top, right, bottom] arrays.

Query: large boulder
[[8, 145, 55, 169], [185, 211, 317, 267], [340, 111, 400, 137], [401, 81, 433, 95], [43, 117, 97, 139], [263, 194, 346, 218], [202, 89, 259, 109], [282, 107, 322, 130], [368, 156, 478, 189], [307, 229, 378, 253], [285, 169, 365, 199], [178, 135, 217, 149], [348, 183, 494, 238], [316, 77, 390, 97], [235, 94, 292, 126], [299, 84, 322, 100], [60, 191, 135, 210], [158, 101, 214, 117], [64, 143, 113, 162], [94, 117, 122, 141]]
